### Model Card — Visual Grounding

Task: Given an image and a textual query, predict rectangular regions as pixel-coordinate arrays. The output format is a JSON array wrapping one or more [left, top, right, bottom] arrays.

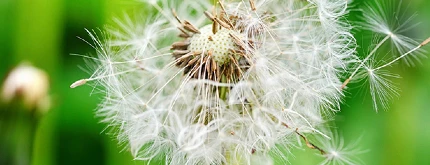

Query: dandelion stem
[[219, 75, 228, 100]]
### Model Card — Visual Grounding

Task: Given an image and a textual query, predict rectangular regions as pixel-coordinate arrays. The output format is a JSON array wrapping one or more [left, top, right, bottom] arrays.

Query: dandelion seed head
[[72, 0, 429, 164]]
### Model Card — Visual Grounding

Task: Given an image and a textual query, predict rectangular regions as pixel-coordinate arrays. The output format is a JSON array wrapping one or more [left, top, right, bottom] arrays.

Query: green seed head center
[[188, 25, 242, 65]]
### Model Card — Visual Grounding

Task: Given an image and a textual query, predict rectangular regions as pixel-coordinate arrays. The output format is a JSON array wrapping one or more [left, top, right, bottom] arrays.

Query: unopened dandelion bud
[[1, 63, 50, 111]]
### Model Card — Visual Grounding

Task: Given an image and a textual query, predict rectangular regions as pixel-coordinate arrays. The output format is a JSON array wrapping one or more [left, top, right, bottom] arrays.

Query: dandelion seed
[[316, 129, 366, 165], [70, 79, 88, 88]]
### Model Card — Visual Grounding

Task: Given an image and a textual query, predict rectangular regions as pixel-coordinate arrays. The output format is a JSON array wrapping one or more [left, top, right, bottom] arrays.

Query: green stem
[[15, 111, 38, 165], [219, 75, 232, 165], [220, 75, 228, 100], [0, 102, 39, 165], [219, 75, 245, 165]]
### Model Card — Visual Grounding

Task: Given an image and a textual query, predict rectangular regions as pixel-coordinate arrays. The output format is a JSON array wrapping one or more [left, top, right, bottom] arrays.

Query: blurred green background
[[0, 0, 429, 164]]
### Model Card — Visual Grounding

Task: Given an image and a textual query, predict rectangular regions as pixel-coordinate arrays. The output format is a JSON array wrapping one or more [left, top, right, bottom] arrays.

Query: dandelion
[[1, 62, 51, 165], [72, 0, 428, 164], [2, 62, 50, 112]]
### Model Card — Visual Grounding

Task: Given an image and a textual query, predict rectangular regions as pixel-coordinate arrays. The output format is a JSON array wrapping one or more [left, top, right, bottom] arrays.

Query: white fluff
[[74, 0, 427, 164]]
